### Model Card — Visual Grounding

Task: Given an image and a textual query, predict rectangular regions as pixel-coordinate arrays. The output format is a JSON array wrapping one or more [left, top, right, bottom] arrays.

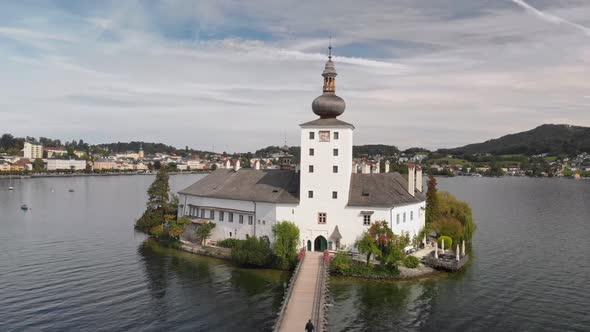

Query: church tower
[[299, 44, 354, 228]]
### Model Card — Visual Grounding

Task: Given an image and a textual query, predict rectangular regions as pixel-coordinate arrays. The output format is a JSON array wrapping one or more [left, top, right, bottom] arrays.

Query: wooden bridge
[[273, 250, 330, 332]]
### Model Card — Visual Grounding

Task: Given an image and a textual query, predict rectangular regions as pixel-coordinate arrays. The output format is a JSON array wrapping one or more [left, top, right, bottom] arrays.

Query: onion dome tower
[[311, 43, 346, 118]]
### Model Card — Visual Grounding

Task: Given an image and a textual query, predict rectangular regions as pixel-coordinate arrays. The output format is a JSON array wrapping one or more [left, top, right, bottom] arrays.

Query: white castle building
[[178, 47, 426, 251]]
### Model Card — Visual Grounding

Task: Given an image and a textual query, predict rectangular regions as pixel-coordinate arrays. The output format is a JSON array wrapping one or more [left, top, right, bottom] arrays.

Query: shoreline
[[0, 170, 210, 179]]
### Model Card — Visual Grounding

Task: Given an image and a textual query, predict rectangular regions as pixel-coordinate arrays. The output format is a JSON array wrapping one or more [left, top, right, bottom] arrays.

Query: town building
[[46, 159, 87, 171], [22, 142, 43, 159], [44, 147, 68, 158], [178, 48, 426, 251]]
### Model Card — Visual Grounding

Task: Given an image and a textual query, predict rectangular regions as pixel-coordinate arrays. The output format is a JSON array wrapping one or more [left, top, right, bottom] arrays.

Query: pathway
[[277, 251, 324, 332]]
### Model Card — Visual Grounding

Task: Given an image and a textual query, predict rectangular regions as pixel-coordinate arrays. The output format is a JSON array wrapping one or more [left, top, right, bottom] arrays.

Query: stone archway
[[314, 235, 327, 252]]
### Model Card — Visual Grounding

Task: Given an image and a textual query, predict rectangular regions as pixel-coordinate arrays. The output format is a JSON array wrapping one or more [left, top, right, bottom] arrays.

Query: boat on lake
[[68, 189, 75, 192], [20, 204, 29, 211]]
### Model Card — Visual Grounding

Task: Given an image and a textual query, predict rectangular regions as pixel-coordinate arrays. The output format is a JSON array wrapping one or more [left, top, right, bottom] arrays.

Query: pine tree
[[425, 174, 439, 224]]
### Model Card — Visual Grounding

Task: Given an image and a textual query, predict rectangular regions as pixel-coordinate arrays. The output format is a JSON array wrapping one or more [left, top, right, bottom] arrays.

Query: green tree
[[135, 169, 178, 235], [355, 232, 379, 266], [272, 221, 300, 270], [32, 158, 44, 172], [425, 174, 439, 224], [195, 222, 216, 245], [437, 192, 476, 242]]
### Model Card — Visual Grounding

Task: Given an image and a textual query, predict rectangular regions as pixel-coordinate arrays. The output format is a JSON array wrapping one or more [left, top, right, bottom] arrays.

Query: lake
[[1, 175, 589, 331]]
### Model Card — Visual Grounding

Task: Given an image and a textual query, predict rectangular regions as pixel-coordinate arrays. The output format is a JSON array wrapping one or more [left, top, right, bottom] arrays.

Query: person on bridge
[[305, 319, 315, 332]]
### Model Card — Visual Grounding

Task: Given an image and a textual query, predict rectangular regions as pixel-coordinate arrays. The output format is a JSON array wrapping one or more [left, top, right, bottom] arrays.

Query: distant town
[[1, 131, 589, 179]]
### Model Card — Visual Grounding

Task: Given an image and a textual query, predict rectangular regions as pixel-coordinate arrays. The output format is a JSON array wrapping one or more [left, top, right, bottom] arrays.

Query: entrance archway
[[307, 240, 312, 251], [314, 236, 327, 252]]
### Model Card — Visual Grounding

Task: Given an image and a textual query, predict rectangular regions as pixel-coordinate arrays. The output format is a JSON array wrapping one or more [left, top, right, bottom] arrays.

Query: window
[[209, 210, 214, 220], [200, 209, 205, 218], [229, 232, 232, 237], [248, 215, 253, 225], [332, 191, 338, 199], [309, 148, 314, 156], [403, 212, 407, 223], [229, 212, 234, 222], [239, 215, 244, 224], [257, 219, 261, 225], [309, 132, 315, 140], [220, 211, 224, 221], [318, 212, 327, 224], [309, 165, 314, 173], [363, 214, 371, 226], [396, 214, 400, 225], [262, 220, 266, 225], [308, 190, 314, 198], [410, 211, 414, 221], [333, 148, 338, 156], [333, 165, 338, 173], [319, 131, 330, 142], [334, 132, 339, 140]]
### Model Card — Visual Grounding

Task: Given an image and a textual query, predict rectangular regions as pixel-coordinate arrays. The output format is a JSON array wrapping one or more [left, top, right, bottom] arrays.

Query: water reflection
[[137, 238, 289, 331]]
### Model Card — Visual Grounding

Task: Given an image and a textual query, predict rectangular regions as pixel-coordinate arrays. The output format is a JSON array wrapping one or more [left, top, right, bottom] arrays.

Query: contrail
[[511, 0, 590, 36]]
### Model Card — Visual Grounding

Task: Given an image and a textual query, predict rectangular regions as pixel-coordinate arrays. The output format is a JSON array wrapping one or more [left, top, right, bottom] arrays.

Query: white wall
[[46, 159, 86, 170]]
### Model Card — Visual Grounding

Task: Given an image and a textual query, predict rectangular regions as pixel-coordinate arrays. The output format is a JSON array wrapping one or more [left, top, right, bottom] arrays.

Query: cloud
[[1, 1, 589, 152], [511, 0, 590, 36]]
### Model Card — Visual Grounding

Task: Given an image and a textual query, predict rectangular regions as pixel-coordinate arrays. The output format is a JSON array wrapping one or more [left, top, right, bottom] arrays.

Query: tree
[[425, 174, 439, 224], [368, 221, 394, 256], [135, 169, 178, 235], [195, 222, 216, 245], [355, 232, 379, 266], [146, 169, 171, 212], [437, 192, 476, 242], [272, 221, 300, 270], [32, 158, 44, 172]]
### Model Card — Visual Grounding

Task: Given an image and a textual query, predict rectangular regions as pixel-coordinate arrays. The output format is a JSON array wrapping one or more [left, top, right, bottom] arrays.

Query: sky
[[1, 0, 589, 153]]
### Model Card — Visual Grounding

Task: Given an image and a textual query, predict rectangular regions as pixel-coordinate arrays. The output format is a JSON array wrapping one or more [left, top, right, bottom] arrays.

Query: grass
[[427, 158, 468, 165]]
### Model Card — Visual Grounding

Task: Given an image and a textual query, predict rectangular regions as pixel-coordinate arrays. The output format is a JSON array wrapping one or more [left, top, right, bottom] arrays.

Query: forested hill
[[440, 124, 590, 156]]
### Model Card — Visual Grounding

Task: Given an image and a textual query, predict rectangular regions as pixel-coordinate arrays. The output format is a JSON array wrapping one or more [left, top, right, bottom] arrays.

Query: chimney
[[385, 160, 390, 173], [234, 159, 241, 172], [373, 162, 380, 174], [254, 159, 260, 170], [407, 164, 415, 196], [363, 163, 371, 174], [416, 166, 423, 192], [224, 159, 231, 169]]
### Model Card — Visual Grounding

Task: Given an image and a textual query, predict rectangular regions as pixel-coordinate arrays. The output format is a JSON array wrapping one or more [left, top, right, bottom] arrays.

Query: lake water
[[1, 175, 589, 331]]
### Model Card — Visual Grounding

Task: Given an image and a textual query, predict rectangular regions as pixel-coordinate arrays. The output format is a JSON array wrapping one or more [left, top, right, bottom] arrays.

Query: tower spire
[[311, 39, 346, 118]]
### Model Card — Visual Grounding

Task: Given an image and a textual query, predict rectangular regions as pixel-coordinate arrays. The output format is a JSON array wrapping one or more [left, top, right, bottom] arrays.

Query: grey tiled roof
[[178, 169, 300, 204], [348, 172, 426, 207], [299, 118, 354, 128], [179, 169, 425, 208]]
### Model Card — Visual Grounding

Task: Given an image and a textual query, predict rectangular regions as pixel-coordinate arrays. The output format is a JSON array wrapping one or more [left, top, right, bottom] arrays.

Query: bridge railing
[[311, 250, 331, 332], [273, 247, 306, 332]]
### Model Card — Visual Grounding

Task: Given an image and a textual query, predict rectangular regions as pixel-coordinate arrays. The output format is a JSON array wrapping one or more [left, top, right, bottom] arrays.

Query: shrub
[[330, 251, 352, 275], [217, 238, 240, 248], [403, 256, 419, 268], [438, 236, 453, 250], [231, 237, 272, 267]]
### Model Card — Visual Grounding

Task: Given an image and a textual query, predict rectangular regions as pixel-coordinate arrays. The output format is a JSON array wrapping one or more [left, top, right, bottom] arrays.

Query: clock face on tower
[[319, 131, 330, 142]]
